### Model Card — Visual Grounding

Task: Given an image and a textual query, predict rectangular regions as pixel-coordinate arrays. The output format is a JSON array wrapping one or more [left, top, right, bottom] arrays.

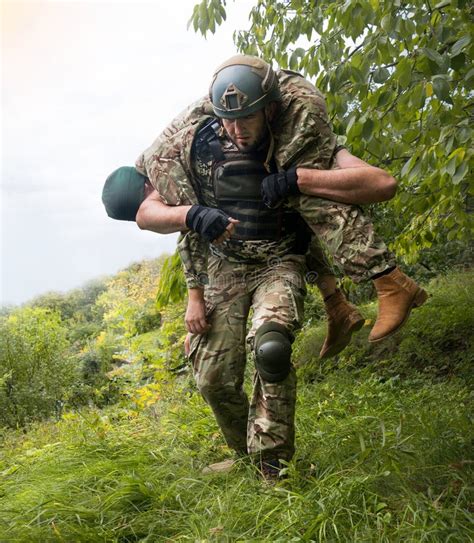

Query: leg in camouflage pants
[[189, 254, 306, 462], [290, 195, 397, 282]]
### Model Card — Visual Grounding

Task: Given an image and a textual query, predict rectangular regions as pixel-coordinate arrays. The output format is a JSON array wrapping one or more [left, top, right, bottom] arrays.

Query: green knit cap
[[102, 166, 148, 221]]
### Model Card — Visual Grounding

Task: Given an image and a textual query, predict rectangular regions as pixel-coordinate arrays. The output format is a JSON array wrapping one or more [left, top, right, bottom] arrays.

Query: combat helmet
[[209, 55, 281, 119]]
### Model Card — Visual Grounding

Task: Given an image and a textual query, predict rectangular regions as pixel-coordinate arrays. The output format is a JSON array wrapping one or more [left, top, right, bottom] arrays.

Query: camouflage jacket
[[136, 70, 337, 288]]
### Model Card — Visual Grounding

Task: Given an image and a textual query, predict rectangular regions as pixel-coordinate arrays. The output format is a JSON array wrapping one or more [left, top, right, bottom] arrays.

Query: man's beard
[[234, 139, 259, 152], [231, 129, 269, 154]]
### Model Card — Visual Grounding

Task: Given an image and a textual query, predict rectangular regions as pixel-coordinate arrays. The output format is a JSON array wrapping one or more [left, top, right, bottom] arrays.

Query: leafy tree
[[0, 307, 76, 426], [190, 0, 473, 261]]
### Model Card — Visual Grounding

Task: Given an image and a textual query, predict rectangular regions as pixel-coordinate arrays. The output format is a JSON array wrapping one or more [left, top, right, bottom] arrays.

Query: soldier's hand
[[212, 218, 239, 245], [186, 205, 231, 242], [185, 296, 210, 335], [261, 168, 300, 208]]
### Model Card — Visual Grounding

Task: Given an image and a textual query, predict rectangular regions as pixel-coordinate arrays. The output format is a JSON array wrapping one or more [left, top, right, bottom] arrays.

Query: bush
[[0, 307, 77, 427]]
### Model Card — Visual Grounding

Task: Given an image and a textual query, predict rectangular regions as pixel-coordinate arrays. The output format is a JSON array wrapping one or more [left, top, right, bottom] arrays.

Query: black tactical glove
[[185, 205, 230, 242], [261, 167, 300, 208]]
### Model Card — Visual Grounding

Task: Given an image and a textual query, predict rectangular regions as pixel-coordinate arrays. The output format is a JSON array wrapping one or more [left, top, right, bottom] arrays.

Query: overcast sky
[[1, 0, 255, 306]]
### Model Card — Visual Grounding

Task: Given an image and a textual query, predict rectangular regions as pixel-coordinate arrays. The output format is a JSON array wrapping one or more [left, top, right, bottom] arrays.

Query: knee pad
[[254, 322, 293, 383]]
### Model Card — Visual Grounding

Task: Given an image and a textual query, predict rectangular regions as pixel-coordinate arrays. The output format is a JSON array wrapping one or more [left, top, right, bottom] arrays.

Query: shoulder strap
[[195, 118, 226, 162]]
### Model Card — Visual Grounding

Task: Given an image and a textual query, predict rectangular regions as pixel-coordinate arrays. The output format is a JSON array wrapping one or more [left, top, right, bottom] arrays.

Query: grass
[[0, 272, 473, 542]]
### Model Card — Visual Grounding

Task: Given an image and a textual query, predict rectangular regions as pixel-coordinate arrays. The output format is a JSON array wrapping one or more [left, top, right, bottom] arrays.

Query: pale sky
[[1, 0, 255, 305]]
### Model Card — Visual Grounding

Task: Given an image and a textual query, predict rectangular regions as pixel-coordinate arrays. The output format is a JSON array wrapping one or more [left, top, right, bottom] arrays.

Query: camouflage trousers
[[291, 195, 397, 283], [189, 254, 306, 462]]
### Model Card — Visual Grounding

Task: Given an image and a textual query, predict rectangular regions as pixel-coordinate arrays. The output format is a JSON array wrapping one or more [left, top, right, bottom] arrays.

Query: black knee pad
[[254, 322, 294, 383]]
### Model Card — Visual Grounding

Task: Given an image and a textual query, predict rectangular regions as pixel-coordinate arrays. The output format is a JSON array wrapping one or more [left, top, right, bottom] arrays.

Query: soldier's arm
[[296, 149, 397, 204], [177, 232, 210, 334], [136, 189, 192, 234], [134, 192, 211, 334]]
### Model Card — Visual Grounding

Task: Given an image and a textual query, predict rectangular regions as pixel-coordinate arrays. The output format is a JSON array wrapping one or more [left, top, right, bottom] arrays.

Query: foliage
[[155, 251, 187, 309], [0, 307, 76, 427], [119, 302, 189, 410], [70, 330, 125, 409], [30, 278, 108, 346], [190, 0, 473, 262], [96, 258, 163, 338]]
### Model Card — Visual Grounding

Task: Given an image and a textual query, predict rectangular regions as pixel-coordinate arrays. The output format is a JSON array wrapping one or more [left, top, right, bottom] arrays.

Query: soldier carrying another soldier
[[103, 55, 427, 480]]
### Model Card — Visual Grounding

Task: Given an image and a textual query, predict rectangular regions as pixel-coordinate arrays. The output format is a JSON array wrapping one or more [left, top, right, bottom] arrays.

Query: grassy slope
[[0, 273, 473, 542]]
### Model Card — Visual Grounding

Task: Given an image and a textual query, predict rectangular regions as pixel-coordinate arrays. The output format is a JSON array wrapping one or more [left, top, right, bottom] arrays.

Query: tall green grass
[[0, 272, 472, 542]]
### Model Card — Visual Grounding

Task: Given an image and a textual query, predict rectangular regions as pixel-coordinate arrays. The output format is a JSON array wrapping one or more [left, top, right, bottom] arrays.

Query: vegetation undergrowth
[[0, 272, 472, 542]]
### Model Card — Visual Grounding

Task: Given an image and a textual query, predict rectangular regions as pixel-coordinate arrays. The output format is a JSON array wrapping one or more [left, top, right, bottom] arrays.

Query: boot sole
[[368, 288, 429, 343], [320, 316, 365, 359]]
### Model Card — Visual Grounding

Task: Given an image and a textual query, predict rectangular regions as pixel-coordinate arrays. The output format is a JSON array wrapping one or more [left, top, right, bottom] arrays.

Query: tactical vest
[[194, 119, 301, 242]]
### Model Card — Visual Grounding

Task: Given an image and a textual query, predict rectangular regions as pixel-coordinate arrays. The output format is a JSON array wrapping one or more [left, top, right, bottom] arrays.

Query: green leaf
[[423, 47, 444, 66], [445, 156, 457, 176], [445, 135, 455, 155], [451, 35, 471, 57], [373, 66, 390, 83], [450, 53, 466, 71], [377, 90, 392, 106], [466, 67, 474, 82], [362, 118, 374, 140], [401, 156, 416, 178], [398, 191, 410, 205], [409, 84, 426, 109], [397, 58, 412, 88], [452, 162, 469, 185], [408, 160, 422, 182], [381, 14, 392, 32], [432, 76, 452, 104], [349, 65, 365, 84]]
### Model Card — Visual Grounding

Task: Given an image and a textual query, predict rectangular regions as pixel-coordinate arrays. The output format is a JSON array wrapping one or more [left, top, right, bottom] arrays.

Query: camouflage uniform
[[188, 253, 306, 459], [179, 123, 305, 460], [134, 70, 395, 460], [136, 70, 395, 289]]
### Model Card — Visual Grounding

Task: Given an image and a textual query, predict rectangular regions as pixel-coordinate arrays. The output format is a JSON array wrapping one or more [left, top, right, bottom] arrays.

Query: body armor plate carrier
[[195, 119, 304, 243]]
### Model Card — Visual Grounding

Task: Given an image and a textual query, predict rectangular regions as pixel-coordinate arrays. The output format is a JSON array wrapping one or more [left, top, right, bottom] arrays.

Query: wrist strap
[[185, 205, 201, 229], [286, 167, 300, 195]]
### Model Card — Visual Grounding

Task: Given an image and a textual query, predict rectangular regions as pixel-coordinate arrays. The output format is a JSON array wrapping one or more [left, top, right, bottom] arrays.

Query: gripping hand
[[186, 205, 230, 242], [261, 168, 300, 208]]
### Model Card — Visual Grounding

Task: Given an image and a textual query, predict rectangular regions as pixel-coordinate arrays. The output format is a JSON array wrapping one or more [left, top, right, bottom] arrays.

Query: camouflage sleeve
[[274, 70, 337, 171], [135, 97, 213, 206], [135, 98, 214, 287], [177, 231, 209, 289]]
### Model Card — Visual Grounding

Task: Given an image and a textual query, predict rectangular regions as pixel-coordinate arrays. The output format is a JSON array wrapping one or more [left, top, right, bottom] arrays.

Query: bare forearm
[[188, 286, 205, 301], [296, 166, 397, 204], [136, 198, 191, 234]]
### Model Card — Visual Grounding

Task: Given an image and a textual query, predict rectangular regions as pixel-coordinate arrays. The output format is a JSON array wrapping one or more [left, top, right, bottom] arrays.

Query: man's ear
[[265, 102, 278, 122]]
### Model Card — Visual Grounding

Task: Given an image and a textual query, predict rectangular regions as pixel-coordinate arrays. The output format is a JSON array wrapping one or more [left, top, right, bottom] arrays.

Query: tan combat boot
[[320, 290, 365, 359], [369, 267, 428, 342]]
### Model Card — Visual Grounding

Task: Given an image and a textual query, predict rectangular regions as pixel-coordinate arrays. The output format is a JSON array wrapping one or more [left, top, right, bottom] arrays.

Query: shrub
[[0, 307, 76, 427]]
